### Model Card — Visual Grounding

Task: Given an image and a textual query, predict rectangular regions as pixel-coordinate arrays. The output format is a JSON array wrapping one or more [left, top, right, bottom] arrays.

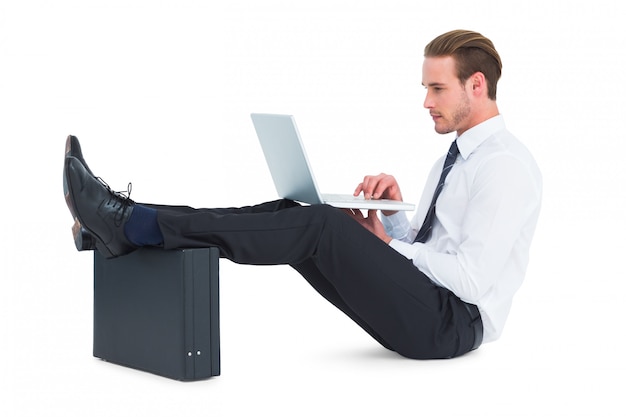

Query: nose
[[423, 89, 433, 109]]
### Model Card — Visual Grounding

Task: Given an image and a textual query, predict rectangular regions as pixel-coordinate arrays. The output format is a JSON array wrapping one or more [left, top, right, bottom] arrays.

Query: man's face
[[422, 56, 472, 136]]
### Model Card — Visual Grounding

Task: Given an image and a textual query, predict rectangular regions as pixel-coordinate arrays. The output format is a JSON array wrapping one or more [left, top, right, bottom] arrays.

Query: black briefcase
[[93, 247, 220, 381]]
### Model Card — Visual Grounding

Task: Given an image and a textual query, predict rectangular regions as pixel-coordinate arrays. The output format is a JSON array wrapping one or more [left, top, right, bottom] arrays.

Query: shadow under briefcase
[[93, 247, 220, 381]]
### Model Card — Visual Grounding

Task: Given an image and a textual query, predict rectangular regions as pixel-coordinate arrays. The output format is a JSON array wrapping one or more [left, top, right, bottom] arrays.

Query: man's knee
[[307, 204, 349, 225]]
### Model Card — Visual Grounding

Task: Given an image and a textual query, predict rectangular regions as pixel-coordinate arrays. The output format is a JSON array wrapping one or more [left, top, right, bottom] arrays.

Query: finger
[[343, 207, 363, 218], [361, 176, 377, 199], [372, 175, 399, 200], [370, 177, 389, 199], [353, 182, 364, 197]]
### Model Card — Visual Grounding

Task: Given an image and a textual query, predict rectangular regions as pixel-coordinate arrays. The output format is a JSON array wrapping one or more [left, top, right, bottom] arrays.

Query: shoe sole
[[64, 136, 97, 252], [64, 157, 117, 258]]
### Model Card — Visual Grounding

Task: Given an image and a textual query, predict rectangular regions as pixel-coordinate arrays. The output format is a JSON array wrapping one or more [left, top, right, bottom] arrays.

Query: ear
[[467, 72, 488, 98]]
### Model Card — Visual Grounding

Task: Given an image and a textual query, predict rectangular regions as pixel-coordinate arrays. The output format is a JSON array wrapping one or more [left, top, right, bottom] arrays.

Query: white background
[[1, 1, 624, 416]]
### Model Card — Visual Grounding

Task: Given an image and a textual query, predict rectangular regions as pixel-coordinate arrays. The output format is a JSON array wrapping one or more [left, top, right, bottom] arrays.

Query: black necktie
[[414, 140, 459, 243]]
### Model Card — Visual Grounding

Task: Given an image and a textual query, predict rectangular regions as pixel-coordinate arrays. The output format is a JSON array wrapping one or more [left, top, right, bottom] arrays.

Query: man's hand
[[353, 173, 404, 217], [343, 209, 392, 244]]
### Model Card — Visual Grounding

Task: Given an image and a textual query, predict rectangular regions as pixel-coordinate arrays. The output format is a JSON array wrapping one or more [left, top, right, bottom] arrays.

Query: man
[[63, 30, 542, 359]]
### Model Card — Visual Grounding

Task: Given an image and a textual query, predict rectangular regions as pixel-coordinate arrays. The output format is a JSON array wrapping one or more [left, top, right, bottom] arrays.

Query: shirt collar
[[456, 115, 505, 160]]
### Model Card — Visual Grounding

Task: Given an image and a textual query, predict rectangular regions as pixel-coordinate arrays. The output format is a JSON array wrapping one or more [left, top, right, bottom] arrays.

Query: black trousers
[[147, 199, 479, 359]]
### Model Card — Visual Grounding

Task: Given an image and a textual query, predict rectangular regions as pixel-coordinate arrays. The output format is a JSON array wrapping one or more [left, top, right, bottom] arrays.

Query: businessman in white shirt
[[64, 29, 542, 359]]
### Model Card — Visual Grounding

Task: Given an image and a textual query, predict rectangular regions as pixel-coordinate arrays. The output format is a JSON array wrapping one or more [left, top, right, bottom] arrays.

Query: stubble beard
[[435, 92, 471, 135]]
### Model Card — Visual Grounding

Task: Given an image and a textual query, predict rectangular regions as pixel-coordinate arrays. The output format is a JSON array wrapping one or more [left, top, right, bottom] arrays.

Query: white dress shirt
[[382, 115, 542, 343]]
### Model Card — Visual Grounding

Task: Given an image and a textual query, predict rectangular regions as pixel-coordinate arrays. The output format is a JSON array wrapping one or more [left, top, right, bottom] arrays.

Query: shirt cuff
[[381, 211, 412, 239], [388, 239, 421, 260]]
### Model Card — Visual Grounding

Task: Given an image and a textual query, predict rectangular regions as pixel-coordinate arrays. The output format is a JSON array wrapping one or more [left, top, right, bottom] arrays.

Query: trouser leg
[[291, 259, 395, 351], [154, 200, 476, 358], [144, 198, 298, 216]]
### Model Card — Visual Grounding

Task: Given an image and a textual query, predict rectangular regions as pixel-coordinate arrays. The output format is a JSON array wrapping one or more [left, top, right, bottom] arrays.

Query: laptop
[[251, 113, 415, 211]]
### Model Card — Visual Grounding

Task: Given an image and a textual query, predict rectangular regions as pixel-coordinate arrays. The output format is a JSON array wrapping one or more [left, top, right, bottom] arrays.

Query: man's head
[[422, 30, 502, 135], [425, 30, 502, 100]]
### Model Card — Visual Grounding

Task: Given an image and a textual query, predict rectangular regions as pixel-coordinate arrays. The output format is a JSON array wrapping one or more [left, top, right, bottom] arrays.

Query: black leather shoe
[[65, 135, 93, 175], [71, 218, 97, 251], [64, 156, 137, 259], [63, 135, 97, 251]]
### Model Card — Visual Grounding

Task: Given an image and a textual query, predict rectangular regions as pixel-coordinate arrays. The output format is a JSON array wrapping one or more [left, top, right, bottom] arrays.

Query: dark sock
[[124, 204, 164, 246]]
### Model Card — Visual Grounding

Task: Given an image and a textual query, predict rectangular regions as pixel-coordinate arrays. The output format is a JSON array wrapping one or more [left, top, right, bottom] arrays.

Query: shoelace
[[96, 177, 134, 227]]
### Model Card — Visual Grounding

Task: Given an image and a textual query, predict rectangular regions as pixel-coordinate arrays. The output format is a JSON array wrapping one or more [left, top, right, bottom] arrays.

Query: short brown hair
[[424, 30, 502, 100]]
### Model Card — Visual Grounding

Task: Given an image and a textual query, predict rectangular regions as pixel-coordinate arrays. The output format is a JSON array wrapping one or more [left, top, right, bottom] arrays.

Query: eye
[[424, 84, 445, 94]]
